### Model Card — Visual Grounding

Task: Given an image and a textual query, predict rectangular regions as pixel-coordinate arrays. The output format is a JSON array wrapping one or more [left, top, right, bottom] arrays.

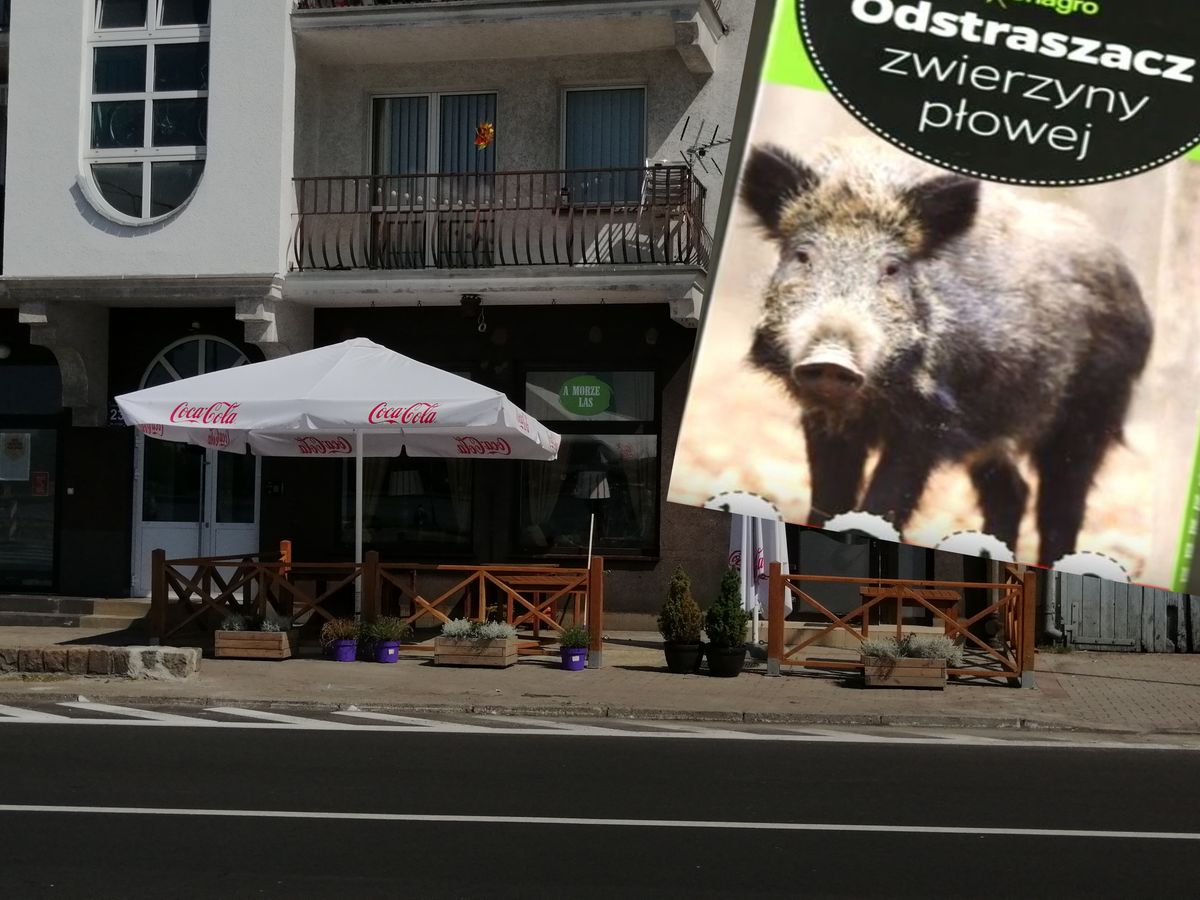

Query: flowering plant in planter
[[360, 616, 413, 664], [320, 618, 360, 663], [860, 635, 964, 689], [215, 610, 298, 660], [557, 624, 590, 671], [435, 619, 519, 667]]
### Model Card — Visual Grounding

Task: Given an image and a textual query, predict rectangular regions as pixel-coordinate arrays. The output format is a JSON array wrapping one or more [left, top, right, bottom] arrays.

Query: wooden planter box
[[862, 656, 947, 689], [215, 629, 299, 660], [434, 635, 519, 668]]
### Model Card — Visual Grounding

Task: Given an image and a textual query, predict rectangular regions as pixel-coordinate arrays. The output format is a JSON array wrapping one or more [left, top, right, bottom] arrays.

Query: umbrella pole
[[355, 430, 363, 617], [583, 512, 595, 624]]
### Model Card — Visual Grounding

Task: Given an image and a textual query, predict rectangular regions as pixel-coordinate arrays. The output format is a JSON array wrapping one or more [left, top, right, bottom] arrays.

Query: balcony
[[289, 165, 710, 276], [291, 0, 725, 74]]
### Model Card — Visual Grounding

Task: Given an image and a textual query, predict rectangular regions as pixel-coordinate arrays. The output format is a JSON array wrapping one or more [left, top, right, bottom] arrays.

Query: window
[[519, 371, 658, 557], [371, 92, 498, 267], [562, 87, 646, 204], [86, 0, 209, 221]]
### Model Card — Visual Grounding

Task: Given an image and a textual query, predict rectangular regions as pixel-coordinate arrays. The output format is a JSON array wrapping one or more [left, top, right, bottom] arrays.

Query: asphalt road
[[1, 718, 1198, 899]]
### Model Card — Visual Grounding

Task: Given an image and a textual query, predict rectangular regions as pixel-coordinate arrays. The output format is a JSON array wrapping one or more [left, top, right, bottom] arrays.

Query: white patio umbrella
[[728, 512, 791, 643], [115, 338, 561, 612]]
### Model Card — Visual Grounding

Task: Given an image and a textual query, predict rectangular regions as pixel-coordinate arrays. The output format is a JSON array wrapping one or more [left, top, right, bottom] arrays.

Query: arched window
[[85, 0, 210, 223]]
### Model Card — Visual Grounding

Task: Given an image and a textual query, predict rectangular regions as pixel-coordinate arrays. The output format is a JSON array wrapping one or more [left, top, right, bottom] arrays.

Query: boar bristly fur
[[742, 138, 1153, 566]]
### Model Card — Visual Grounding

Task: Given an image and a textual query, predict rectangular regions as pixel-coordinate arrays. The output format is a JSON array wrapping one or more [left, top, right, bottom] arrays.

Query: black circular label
[[797, 0, 1200, 185]]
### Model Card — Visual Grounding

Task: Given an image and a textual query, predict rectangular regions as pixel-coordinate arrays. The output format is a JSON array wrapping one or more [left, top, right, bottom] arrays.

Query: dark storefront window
[[519, 370, 658, 557], [0, 430, 57, 589], [339, 455, 473, 553]]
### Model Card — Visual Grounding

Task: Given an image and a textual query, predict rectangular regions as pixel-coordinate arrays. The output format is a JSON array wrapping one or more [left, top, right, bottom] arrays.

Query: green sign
[[559, 375, 612, 416]]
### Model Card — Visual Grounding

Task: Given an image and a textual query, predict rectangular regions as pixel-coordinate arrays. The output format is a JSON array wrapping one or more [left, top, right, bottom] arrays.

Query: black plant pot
[[705, 645, 747, 678], [663, 641, 704, 674]]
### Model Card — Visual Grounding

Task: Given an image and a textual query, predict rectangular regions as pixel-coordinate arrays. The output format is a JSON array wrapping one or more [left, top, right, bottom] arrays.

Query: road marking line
[[476, 715, 638, 735], [57, 702, 212, 725], [332, 711, 484, 731], [0, 704, 72, 722], [0, 804, 1198, 841], [203, 707, 360, 728]]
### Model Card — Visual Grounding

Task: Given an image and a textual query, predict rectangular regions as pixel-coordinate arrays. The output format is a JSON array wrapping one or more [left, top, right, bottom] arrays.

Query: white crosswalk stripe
[[0, 701, 1194, 750]]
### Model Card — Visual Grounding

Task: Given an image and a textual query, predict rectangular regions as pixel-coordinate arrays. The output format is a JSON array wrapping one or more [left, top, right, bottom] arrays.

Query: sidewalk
[[2, 627, 1199, 736]]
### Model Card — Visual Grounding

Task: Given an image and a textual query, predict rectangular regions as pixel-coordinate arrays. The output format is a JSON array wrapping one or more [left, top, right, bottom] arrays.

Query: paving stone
[[111, 650, 132, 677], [0, 647, 18, 673], [87, 648, 112, 676], [66, 647, 90, 676], [18, 648, 44, 673], [42, 648, 68, 674]]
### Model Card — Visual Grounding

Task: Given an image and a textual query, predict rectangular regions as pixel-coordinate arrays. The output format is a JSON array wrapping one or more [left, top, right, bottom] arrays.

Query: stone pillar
[[18, 301, 109, 427], [236, 276, 313, 360]]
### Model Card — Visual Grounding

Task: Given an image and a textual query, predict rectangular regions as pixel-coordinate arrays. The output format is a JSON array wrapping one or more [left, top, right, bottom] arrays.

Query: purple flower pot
[[374, 641, 400, 664], [560, 647, 588, 671], [329, 639, 357, 662]]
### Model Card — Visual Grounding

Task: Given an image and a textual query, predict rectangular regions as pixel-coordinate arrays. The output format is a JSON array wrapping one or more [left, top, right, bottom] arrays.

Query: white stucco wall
[[4, 0, 294, 279]]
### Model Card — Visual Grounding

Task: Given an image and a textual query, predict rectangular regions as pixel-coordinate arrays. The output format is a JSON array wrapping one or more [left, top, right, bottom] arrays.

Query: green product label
[[559, 376, 612, 416]]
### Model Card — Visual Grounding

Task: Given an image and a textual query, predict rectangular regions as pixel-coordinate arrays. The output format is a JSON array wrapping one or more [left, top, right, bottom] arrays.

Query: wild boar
[[740, 138, 1152, 566]]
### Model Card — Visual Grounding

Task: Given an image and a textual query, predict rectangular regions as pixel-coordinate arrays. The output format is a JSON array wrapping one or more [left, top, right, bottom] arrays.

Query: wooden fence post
[[150, 548, 167, 645], [1021, 570, 1038, 688], [767, 562, 783, 676], [363, 551, 380, 621], [277, 540, 294, 621], [587, 555, 604, 669]]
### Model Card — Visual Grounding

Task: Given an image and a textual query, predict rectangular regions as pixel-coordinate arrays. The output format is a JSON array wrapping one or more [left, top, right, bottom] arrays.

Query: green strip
[[1171, 424, 1200, 591], [764, 0, 823, 90]]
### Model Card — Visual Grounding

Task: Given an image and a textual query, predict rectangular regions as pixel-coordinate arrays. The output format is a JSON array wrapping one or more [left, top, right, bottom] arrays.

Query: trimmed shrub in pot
[[320, 618, 359, 662], [558, 624, 589, 671], [657, 566, 704, 673], [362, 616, 412, 664], [704, 567, 751, 677]]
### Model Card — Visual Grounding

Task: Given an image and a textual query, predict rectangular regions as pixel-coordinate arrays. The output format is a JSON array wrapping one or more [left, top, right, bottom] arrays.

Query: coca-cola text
[[368, 401, 439, 425], [454, 436, 511, 456], [170, 401, 240, 425], [295, 436, 353, 455]]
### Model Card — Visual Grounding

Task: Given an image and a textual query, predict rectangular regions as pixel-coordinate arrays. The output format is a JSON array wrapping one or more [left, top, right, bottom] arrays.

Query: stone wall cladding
[[0, 646, 200, 680]]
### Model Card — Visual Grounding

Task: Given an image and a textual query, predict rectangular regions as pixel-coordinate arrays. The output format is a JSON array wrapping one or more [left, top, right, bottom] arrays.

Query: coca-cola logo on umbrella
[[139, 424, 164, 437], [295, 436, 353, 455], [368, 402, 439, 425], [170, 401, 240, 425], [454, 436, 511, 456], [206, 429, 231, 449]]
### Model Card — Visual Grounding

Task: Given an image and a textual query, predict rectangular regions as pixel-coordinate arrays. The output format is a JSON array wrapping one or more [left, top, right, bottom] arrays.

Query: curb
[[0, 688, 1167, 737]]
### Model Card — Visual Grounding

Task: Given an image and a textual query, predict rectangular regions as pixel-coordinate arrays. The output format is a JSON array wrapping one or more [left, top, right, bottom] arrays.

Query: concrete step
[[0, 597, 150, 629]]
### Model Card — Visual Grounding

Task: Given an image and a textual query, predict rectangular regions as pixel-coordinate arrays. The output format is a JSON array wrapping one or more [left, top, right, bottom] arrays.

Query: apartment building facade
[[0, 0, 756, 617]]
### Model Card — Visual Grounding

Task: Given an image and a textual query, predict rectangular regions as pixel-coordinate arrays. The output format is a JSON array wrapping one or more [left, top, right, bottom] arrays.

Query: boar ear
[[904, 174, 980, 257], [740, 144, 819, 238]]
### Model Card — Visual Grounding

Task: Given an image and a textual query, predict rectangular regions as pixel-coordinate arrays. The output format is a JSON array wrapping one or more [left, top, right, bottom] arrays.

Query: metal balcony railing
[[290, 165, 710, 273]]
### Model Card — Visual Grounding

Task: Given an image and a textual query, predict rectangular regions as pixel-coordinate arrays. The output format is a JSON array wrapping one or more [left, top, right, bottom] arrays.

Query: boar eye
[[881, 260, 904, 279], [793, 249, 811, 265]]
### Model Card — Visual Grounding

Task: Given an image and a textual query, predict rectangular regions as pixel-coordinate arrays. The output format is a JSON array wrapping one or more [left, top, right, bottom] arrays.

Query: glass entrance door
[[131, 336, 258, 596], [0, 429, 57, 590]]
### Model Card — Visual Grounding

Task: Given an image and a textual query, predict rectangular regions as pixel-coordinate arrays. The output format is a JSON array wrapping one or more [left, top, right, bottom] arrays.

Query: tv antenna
[[678, 116, 732, 175]]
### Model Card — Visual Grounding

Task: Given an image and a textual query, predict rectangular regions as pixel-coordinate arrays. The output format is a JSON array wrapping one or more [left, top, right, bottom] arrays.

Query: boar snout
[[791, 346, 865, 404]]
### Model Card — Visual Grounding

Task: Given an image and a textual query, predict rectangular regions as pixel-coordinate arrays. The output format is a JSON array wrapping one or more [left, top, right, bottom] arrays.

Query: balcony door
[[371, 92, 497, 268], [131, 336, 259, 596], [562, 86, 645, 204]]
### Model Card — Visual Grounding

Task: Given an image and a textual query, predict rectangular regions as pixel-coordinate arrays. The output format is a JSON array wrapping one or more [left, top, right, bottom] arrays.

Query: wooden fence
[[766, 563, 1038, 687], [1052, 572, 1200, 653], [150, 545, 606, 665]]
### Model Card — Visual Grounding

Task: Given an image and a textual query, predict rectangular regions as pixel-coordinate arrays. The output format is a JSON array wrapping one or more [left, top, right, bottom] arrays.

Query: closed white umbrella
[[116, 338, 560, 612], [728, 512, 791, 643]]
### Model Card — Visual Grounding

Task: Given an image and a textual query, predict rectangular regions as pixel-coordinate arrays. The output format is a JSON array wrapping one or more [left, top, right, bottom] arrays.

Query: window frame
[[368, 89, 500, 177], [82, 0, 210, 225], [517, 365, 662, 561], [558, 84, 648, 208]]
